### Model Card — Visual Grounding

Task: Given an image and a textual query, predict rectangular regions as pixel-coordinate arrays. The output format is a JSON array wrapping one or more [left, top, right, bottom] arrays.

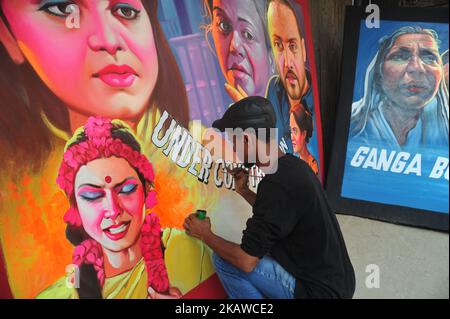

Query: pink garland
[[60, 116, 169, 294], [141, 213, 170, 292]]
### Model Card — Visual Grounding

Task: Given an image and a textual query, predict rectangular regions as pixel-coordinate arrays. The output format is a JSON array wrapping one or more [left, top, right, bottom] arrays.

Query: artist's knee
[[251, 256, 277, 276]]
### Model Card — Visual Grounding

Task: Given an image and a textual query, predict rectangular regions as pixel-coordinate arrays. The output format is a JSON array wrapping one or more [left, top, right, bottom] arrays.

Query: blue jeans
[[212, 253, 296, 299]]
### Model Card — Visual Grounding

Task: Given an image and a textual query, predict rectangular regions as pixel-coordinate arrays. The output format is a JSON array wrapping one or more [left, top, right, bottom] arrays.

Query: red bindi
[[105, 176, 112, 183]]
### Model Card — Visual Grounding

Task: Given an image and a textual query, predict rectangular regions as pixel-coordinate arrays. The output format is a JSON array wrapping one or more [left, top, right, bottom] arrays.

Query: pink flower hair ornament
[[57, 117, 156, 200], [57, 116, 169, 293]]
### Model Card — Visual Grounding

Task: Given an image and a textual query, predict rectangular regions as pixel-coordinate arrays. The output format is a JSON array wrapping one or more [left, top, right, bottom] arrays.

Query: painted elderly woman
[[37, 117, 213, 299], [350, 26, 449, 150], [203, 0, 275, 101]]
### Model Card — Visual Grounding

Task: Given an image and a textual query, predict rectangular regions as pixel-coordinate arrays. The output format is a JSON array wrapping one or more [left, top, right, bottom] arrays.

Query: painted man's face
[[381, 33, 443, 111], [1, 0, 158, 123], [268, 1, 308, 103], [211, 0, 271, 98], [74, 157, 146, 253]]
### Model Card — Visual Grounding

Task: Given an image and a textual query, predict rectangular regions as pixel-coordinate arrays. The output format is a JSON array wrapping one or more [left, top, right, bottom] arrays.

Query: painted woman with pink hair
[[37, 117, 185, 299], [0, 1, 219, 298]]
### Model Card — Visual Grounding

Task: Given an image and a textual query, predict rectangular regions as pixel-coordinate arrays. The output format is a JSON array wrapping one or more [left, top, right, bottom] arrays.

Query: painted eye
[[39, 1, 77, 18], [242, 30, 254, 41], [289, 43, 298, 52], [421, 54, 437, 65], [113, 4, 141, 20], [120, 183, 137, 194], [79, 191, 104, 202], [218, 21, 232, 34], [273, 41, 283, 50]]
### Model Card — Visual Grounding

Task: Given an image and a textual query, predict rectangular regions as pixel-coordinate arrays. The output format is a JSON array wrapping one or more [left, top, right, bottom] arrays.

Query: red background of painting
[[298, 0, 325, 182], [0, 246, 12, 298]]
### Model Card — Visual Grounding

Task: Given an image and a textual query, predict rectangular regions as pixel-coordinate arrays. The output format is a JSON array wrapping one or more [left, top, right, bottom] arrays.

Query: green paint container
[[196, 209, 207, 220]]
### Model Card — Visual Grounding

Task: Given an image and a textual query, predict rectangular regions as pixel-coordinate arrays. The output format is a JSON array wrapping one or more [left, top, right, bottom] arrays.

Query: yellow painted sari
[[36, 228, 215, 299]]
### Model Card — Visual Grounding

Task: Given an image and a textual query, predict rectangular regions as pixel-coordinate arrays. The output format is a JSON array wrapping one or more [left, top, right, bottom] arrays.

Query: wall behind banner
[[0, 0, 323, 298]]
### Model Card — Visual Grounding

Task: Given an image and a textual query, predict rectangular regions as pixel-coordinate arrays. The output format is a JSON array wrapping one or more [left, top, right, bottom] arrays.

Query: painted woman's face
[[381, 33, 443, 111], [1, 0, 158, 123], [211, 0, 271, 97], [289, 113, 306, 155], [74, 156, 145, 252]]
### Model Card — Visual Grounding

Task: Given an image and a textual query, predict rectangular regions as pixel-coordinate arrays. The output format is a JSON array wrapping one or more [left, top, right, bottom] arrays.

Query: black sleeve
[[240, 181, 301, 258]]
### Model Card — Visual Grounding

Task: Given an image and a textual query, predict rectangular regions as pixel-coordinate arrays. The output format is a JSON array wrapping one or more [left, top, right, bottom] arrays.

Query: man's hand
[[148, 287, 182, 299], [228, 167, 249, 196], [227, 167, 256, 206], [183, 214, 212, 240], [225, 83, 248, 102]]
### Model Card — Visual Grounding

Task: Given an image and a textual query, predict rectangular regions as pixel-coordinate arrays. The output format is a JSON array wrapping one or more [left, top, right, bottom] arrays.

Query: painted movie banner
[[0, 0, 323, 298], [327, 6, 449, 231]]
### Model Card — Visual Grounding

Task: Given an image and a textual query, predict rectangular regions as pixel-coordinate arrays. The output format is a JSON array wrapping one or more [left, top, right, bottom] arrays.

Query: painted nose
[[103, 192, 123, 220], [284, 49, 294, 70], [88, 14, 125, 55], [406, 55, 426, 75], [230, 30, 245, 57]]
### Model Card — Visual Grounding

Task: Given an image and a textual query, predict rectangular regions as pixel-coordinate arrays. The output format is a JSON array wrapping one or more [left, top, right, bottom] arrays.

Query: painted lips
[[229, 63, 250, 80], [405, 86, 426, 94], [103, 221, 131, 241], [401, 82, 428, 95], [94, 65, 138, 88]]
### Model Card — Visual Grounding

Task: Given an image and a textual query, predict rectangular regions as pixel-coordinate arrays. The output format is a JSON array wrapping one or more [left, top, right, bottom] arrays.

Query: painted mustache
[[285, 70, 298, 81]]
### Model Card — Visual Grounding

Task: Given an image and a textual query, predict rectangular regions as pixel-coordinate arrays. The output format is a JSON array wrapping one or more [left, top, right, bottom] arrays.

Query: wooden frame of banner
[[326, 6, 449, 232]]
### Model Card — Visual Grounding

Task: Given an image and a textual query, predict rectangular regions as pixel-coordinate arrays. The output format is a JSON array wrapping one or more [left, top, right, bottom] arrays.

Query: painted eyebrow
[[114, 177, 137, 190], [387, 46, 439, 58], [420, 48, 439, 56], [77, 177, 136, 191], [38, 0, 84, 6], [392, 47, 410, 51], [77, 183, 103, 191], [212, 6, 227, 15], [212, 6, 255, 26], [387, 47, 411, 56], [238, 17, 254, 26], [272, 34, 298, 43]]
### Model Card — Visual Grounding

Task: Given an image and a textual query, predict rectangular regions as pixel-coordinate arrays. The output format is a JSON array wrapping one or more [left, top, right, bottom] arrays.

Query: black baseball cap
[[212, 96, 276, 132]]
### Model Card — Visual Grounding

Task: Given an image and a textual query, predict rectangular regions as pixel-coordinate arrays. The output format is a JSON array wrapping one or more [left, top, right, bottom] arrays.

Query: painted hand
[[225, 83, 248, 102], [148, 286, 182, 299]]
